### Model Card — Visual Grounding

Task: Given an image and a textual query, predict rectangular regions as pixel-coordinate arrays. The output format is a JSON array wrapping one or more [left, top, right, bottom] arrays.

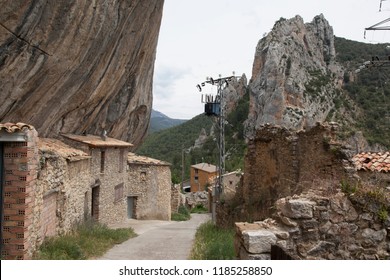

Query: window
[[140, 171, 146, 181], [194, 168, 199, 182], [114, 183, 124, 202], [119, 149, 124, 173], [100, 150, 105, 173]]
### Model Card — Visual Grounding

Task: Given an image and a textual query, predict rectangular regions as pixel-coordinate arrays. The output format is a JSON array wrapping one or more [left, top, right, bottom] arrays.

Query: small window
[[194, 175, 199, 183], [100, 150, 105, 173], [194, 169, 199, 174], [140, 171, 146, 181], [119, 149, 124, 173], [114, 183, 124, 202]]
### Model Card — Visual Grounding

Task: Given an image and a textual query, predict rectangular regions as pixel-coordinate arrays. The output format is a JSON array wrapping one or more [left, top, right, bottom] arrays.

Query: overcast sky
[[152, 0, 390, 120]]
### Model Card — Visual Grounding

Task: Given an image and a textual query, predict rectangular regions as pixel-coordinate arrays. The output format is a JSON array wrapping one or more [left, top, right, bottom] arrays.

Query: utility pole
[[196, 73, 239, 224]]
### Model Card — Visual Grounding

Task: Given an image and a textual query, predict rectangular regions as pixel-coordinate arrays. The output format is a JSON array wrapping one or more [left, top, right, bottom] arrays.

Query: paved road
[[99, 213, 211, 260]]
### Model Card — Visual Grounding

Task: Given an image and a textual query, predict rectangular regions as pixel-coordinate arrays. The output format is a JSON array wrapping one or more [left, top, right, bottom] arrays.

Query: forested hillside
[[137, 92, 249, 183], [335, 37, 390, 148]]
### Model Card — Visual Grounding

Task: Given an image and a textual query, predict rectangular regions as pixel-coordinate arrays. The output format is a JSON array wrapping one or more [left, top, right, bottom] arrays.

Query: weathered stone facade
[[217, 123, 350, 228], [127, 153, 171, 220], [36, 138, 91, 238]]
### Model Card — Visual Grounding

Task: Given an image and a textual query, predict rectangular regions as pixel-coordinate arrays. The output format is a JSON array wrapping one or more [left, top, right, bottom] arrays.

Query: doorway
[[91, 186, 100, 221], [127, 196, 136, 219]]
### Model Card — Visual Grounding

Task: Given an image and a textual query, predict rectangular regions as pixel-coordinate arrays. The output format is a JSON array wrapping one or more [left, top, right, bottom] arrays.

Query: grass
[[190, 221, 236, 260], [190, 204, 209, 214], [34, 221, 137, 260], [171, 205, 191, 221]]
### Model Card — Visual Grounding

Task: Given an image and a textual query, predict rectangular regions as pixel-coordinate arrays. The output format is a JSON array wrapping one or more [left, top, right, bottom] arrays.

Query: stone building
[[0, 123, 173, 259], [190, 163, 217, 192], [127, 153, 171, 220], [61, 134, 133, 225]]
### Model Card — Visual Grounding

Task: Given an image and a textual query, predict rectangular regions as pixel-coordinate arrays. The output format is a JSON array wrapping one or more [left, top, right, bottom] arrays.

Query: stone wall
[[235, 185, 390, 260], [127, 164, 171, 220], [89, 147, 128, 225], [35, 147, 92, 244], [171, 184, 182, 213], [217, 123, 350, 228]]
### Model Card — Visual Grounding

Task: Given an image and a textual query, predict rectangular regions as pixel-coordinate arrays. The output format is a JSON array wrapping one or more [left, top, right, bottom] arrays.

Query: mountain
[[149, 109, 187, 133], [0, 0, 164, 148], [247, 14, 390, 150], [139, 14, 390, 183]]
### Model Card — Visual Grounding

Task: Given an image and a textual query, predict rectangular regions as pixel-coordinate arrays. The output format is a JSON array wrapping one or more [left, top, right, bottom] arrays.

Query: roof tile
[[352, 152, 390, 173]]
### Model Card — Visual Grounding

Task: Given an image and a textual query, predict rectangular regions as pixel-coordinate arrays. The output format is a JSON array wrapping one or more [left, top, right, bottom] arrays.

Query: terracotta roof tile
[[127, 153, 171, 166], [352, 152, 390, 173], [39, 138, 90, 161], [0, 122, 34, 133]]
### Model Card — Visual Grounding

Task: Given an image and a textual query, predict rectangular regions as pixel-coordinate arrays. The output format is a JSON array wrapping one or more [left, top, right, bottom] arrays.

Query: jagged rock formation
[[247, 14, 347, 136], [0, 0, 164, 148]]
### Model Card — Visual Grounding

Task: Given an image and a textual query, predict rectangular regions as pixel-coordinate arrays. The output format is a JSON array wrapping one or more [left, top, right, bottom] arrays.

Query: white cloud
[[153, 0, 390, 119]]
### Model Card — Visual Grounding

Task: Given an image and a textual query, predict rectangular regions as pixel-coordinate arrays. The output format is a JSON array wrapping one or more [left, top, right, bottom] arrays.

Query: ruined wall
[[218, 123, 350, 228], [127, 164, 171, 220], [235, 185, 390, 260]]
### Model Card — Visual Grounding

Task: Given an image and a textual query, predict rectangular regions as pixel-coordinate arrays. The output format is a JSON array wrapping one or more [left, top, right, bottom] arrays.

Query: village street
[[99, 213, 211, 260]]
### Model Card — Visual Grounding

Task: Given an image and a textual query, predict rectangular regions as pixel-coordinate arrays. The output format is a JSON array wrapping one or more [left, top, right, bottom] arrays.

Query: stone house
[[190, 163, 217, 192], [61, 134, 133, 226], [0, 123, 173, 259], [127, 153, 171, 220]]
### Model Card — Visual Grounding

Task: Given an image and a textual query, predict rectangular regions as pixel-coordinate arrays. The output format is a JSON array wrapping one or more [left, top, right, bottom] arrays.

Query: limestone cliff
[[247, 14, 348, 136], [0, 0, 164, 148]]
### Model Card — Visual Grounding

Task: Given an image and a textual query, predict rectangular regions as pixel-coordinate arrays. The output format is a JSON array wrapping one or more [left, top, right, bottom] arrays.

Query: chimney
[[101, 130, 107, 141]]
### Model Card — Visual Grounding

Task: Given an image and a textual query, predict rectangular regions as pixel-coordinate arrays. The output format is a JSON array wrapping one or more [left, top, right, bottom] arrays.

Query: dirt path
[[99, 213, 211, 260]]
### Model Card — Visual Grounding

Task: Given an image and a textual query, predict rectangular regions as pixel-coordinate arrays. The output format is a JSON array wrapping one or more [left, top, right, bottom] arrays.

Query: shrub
[[190, 221, 235, 260], [190, 204, 208, 214], [34, 222, 136, 260], [171, 205, 191, 221]]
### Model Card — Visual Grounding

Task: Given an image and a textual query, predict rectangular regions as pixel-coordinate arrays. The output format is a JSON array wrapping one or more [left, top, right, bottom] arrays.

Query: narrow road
[[99, 213, 211, 260]]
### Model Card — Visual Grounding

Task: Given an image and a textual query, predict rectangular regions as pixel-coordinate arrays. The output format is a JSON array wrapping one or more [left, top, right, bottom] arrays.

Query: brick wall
[[1, 129, 38, 260]]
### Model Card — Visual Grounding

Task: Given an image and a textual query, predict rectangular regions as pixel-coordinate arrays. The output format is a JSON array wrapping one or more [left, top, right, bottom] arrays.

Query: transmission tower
[[196, 73, 238, 223], [365, 0, 390, 37]]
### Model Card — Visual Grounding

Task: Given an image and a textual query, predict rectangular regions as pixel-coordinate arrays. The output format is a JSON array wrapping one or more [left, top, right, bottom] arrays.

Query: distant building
[[190, 163, 217, 192]]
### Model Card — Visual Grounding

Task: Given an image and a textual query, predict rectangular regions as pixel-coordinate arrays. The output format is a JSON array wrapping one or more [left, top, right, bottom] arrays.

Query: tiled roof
[[352, 152, 390, 173], [62, 134, 133, 148], [191, 163, 218, 173], [39, 138, 90, 161], [0, 122, 34, 133], [127, 153, 171, 166]]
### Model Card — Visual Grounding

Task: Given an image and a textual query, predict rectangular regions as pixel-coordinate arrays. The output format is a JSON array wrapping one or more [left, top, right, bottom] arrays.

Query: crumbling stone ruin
[[217, 123, 389, 259]]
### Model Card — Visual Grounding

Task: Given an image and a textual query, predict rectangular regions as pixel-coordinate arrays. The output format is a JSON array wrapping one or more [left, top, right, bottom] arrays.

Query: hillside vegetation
[[335, 37, 390, 148]]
